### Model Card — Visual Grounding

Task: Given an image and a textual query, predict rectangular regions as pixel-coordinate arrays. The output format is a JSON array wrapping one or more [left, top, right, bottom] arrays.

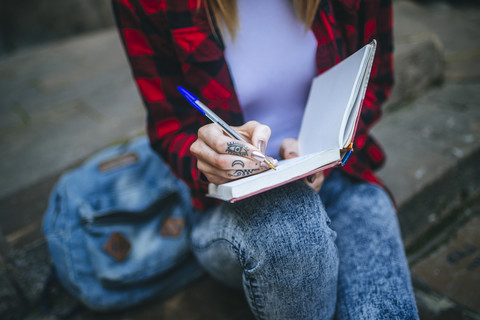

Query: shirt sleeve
[[112, 0, 210, 208]]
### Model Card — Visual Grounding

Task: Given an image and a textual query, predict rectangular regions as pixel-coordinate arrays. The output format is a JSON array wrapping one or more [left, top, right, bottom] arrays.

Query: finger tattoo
[[232, 160, 245, 168], [228, 169, 259, 177], [226, 142, 249, 156]]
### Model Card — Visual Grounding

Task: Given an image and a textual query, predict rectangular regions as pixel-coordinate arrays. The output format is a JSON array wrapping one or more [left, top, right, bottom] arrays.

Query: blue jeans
[[191, 170, 419, 319]]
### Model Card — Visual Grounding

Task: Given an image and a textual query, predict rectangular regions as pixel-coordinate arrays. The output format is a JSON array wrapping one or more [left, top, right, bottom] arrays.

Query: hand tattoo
[[226, 142, 249, 157], [232, 160, 245, 168], [228, 169, 259, 177]]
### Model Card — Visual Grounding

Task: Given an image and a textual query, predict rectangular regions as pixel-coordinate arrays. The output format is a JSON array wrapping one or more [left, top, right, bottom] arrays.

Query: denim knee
[[192, 181, 340, 319], [231, 182, 337, 264], [232, 182, 339, 318], [240, 199, 339, 288], [195, 181, 338, 274]]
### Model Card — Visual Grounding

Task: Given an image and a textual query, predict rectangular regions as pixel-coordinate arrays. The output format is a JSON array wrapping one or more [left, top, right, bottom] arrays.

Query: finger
[[234, 121, 272, 153], [197, 158, 268, 184], [227, 168, 264, 179], [198, 124, 258, 157], [279, 138, 299, 159], [303, 172, 325, 193], [191, 139, 263, 170], [197, 123, 229, 151]]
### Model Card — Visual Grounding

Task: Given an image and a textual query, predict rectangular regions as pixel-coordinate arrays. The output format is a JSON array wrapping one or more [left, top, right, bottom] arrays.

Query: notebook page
[[298, 45, 370, 155]]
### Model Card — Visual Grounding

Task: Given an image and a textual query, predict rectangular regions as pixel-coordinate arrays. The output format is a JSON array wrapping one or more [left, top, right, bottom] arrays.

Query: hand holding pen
[[179, 86, 278, 185]]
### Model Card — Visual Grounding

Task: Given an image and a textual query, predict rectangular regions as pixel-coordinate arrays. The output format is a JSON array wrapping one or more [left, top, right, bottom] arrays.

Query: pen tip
[[265, 159, 277, 170]]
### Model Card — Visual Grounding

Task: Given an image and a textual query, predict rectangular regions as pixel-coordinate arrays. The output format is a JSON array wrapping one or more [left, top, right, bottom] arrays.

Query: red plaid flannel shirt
[[112, 0, 394, 210]]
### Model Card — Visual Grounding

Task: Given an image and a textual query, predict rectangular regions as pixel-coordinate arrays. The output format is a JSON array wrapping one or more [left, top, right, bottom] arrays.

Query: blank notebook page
[[298, 46, 368, 156]]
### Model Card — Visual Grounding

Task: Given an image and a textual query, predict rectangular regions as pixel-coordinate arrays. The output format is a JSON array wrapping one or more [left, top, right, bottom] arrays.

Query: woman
[[113, 0, 419, 318]]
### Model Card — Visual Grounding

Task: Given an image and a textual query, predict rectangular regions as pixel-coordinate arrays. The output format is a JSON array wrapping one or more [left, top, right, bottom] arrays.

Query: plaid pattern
[[113, 0, 394, 210]]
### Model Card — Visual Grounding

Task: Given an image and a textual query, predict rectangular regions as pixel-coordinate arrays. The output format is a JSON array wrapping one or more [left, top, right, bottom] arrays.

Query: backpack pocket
[[78, 173, 192, 289]]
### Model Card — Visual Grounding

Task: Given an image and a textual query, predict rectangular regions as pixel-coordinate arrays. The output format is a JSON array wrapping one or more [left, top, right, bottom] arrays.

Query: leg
[[321, 171, 419, 319], [191, 181, 339, 320]]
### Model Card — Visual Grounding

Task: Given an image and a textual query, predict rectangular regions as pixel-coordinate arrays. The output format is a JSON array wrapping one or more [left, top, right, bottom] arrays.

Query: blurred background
[[0, 0, 479, 319]]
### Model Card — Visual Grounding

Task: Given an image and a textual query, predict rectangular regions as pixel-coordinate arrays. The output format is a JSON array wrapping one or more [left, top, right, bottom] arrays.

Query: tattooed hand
[[228, 169, 261, 177], [225, 142, 249, 156], [190, 121, 277, 185]]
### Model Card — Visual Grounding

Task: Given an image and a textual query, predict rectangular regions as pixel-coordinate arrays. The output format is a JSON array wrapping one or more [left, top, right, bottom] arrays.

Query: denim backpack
[[42, 136, 204, 311]]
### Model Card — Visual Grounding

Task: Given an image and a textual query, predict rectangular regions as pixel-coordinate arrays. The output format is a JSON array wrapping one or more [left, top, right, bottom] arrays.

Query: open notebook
[[208, 40, 377, 202]]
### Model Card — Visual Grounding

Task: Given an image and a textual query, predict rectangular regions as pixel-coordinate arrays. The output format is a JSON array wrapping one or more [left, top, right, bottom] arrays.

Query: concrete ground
[[0, 1, 479, 319]]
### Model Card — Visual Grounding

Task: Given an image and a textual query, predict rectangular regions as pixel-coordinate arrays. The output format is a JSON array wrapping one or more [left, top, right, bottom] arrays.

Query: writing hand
[[191, 121, 277, 185]]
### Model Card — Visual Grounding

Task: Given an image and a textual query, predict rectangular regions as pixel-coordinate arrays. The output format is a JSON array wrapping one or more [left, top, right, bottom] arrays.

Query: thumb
[[236, 121, 271, 153], [279, 138, 299, 159]]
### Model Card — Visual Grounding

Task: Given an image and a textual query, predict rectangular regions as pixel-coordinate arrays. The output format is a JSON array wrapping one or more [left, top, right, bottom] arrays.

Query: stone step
[[0, 0, 114, 56], [385, 1, 445, 111], [373, 81, 480, 248], [0, 29, 145, 201], [411, 194, 480, 319]]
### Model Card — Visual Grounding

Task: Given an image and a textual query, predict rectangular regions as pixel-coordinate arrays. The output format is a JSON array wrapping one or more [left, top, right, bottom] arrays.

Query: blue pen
[[178, 86, 276, 170]]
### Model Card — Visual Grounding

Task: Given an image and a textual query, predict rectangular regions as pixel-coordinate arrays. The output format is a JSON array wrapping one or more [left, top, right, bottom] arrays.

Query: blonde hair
[[203, 0, 321, 39]]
